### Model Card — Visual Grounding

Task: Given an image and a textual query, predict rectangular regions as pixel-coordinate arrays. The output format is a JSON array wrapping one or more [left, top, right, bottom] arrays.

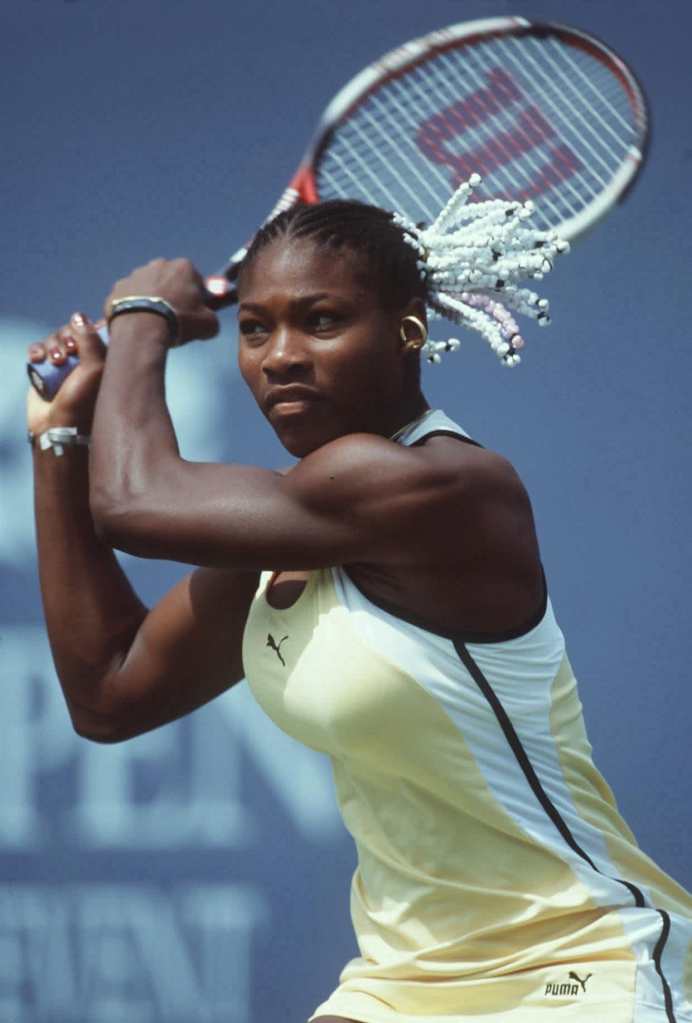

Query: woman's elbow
[[89, 485, 152, 554], [70, 704, 135, 744], [90, 478, 128, 539], [73, 719, 128, 744]]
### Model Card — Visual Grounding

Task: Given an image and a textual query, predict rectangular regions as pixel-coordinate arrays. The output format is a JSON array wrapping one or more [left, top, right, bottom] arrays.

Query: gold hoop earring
[[399, 315, 427, 351]]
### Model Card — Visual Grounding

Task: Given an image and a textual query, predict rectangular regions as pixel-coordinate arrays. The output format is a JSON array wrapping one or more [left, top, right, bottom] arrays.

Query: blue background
[[1, 1, 690, 1021]]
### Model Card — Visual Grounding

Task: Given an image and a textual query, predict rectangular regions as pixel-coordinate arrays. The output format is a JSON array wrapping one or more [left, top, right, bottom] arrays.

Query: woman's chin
[[271, 415, 345, 458], [276, 427, 332, 458]]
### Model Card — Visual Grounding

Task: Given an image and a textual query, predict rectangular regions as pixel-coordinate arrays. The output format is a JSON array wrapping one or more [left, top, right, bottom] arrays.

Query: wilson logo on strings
[[416, 67, 581, 199]]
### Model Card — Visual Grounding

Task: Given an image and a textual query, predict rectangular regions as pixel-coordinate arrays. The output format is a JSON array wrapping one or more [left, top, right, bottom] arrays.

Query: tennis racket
[[29, 15, 649, 399]]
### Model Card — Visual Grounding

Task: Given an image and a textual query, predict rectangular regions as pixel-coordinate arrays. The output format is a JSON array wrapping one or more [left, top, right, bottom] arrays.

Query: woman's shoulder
[[284, 429, 496, 507], [284, 429, 534, 583], [413, 430, 530, 505], [284, 425, 527, 518]]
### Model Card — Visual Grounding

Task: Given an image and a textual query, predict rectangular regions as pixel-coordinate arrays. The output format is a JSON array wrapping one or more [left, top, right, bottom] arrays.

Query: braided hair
[[237, 175, 568, 367], [238, 199, 426, 310]]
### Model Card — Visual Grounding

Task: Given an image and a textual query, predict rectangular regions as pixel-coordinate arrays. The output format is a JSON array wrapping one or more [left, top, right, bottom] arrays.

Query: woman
[[28, 187, 691, 1023]]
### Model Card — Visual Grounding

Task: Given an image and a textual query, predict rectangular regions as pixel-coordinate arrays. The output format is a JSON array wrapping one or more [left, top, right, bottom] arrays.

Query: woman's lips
[[272, 399, 315, 411], [265, 386, 323, 414]]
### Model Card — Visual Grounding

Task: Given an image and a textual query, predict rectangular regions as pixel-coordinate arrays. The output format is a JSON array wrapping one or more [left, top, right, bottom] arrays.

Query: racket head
[[29, 17, 649, 397], [221, 16, 649, 281]]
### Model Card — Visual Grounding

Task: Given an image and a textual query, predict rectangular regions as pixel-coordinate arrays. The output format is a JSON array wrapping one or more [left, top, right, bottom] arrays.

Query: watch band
[[107, 296, 179, 345], [29, 426, 91, 457]]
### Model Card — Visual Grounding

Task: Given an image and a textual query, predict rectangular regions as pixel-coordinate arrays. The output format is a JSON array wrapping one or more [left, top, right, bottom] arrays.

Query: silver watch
[[28, 426, 91, 456]]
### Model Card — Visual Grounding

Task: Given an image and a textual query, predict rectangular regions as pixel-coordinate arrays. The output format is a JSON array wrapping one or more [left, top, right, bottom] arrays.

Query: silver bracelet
[[29, 426, 91, 456], [107, 295, 179, 345]]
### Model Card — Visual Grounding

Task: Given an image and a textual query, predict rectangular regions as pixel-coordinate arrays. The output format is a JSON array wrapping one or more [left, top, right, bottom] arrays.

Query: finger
[[196, 309, 221, 342], [29, 323, 75, 367], [27, 342, 47, 363], [67, 312, 106, 361], [179, 257, 215, 296], [48, 334, 69, 365], [58, 326, 79, 358]]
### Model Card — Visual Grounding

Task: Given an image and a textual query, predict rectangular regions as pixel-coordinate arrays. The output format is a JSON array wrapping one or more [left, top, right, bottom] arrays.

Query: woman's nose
[[262, 327, 310, 377]]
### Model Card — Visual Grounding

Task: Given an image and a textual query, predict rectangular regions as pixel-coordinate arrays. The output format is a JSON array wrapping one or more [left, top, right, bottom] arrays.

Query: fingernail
[[70, 311, 89, 328], [50, 347, 63, 361], [29, 345, 44, 361], [65, 337, 77, 351]]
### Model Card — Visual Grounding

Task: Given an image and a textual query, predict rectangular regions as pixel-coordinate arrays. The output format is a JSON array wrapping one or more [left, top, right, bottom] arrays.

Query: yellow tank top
[[241, 411, 692, 1023]]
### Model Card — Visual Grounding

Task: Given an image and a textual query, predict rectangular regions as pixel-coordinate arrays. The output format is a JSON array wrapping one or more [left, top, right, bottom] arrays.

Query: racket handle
[[25, 274, 238, 400], [27, 321, 109, 401]]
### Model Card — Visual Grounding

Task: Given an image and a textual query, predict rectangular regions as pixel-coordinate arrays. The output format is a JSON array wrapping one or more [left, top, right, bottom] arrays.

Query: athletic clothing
[[241, 410, 692, 1023]]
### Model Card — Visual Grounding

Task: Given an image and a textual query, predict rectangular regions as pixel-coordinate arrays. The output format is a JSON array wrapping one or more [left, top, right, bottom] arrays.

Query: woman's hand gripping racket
[[28, 15, 649, 399]]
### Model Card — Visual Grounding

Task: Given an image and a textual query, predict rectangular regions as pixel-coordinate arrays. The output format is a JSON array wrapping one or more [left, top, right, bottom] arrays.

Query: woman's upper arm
[[92, 433, 480, 571], [75, 566, 260, 742]]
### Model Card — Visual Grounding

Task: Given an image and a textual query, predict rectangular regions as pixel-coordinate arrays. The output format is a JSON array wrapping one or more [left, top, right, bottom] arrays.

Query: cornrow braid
[[239, 199, 426, 312], [238, 175, 568, 367]]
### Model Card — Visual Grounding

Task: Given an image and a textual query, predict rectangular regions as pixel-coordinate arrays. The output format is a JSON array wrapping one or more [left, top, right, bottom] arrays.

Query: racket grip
[[26, 321, 109, 401], [26, 275, 237, 401]]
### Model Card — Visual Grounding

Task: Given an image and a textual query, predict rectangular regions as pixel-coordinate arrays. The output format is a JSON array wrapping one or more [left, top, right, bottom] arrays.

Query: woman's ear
[[400, 298, 427, 331], [398, 299, 428, 353]]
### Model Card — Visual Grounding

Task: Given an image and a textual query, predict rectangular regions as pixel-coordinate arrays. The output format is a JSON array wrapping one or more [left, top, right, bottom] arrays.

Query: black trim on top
[[454, 641, 677, 1021], [343, 564, 548, 644], [652, 911, 676, 1023], [410, 428, 484, 449], [358, 421, 547, 643]]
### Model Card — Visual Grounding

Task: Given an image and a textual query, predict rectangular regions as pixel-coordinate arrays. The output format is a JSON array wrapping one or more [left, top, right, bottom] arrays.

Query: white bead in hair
[[393, 174, 569, 366]]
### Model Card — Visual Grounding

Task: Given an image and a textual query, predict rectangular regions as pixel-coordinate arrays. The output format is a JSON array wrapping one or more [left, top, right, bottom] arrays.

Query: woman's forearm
[[33, 443, 148, 732], [89, 313, 180, 521], [90, 257, 222, 531], [88, 259, 235, 559]]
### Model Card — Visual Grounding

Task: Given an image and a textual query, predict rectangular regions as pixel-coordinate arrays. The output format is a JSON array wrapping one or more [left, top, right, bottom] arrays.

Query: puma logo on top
[[545, 971, 593, 998], [568, 971, 593, 993], [266, 633, 289, 666]]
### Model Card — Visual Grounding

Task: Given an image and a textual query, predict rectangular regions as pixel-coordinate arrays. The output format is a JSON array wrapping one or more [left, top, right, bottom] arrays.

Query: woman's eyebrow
[[238, 293, 346, 314]]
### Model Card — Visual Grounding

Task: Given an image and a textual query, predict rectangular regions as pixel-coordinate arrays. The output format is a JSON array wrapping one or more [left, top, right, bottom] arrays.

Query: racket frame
[[29, 17, 650, 399], [222, 15, 649, 277]]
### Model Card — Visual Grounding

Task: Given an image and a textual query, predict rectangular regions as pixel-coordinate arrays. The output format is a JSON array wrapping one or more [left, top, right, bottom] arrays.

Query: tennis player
[[28, 189, 691, 1023]]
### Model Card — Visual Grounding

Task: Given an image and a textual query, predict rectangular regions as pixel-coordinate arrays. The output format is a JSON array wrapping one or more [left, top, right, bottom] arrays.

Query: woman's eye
[[239, 321, 268, 341], [309, 312, 340, 332]]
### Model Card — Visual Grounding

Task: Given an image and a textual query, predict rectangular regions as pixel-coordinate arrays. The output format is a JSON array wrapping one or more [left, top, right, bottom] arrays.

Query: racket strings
[[499, 38, 620, 186], [351, 105, 438, 217], [434, 43, 613, 211], [322, 67, 453, 213], [315, 29, 642, 242], [429, 50, 575, 220], [450, 46, 589, 212], [398, 54, 543, 216], [545, 37, 639, 139], [327, 72, 449, 217], [367, 93, 447, 214]]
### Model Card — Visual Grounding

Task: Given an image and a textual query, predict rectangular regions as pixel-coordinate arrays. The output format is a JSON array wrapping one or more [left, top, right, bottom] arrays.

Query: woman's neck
[[386, 394, 431, 441]]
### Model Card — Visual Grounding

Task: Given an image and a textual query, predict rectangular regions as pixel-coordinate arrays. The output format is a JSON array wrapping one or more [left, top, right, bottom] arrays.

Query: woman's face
[[237, 236, 413, 457]]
